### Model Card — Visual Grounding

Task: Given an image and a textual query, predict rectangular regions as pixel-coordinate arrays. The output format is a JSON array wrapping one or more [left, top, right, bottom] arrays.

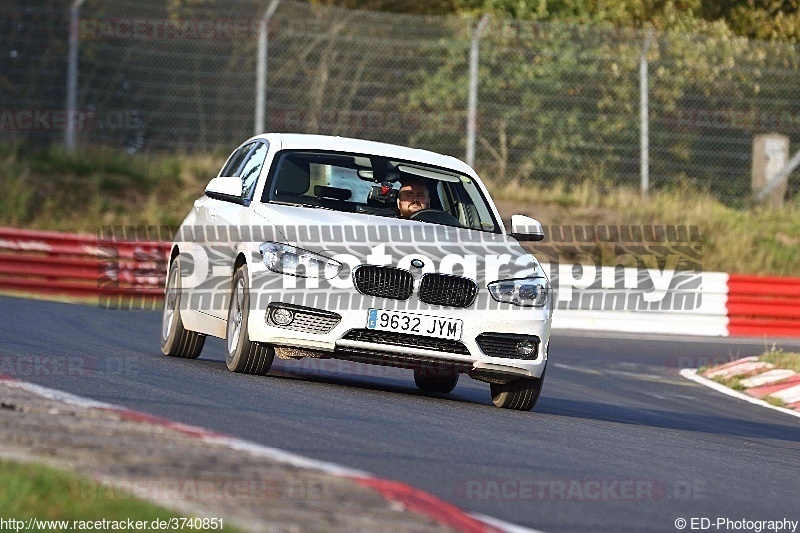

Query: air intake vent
[[476, 333, 540, 360], [342, 329, 470, 355]]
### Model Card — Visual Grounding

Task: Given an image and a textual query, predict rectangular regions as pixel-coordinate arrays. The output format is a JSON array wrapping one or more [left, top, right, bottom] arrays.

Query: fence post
[[753, 138, 800, 206], [639, 29, 653, 196], [65, 0, 87, 152], [254, 0, 282, 136], [466, 15, 489, 168]]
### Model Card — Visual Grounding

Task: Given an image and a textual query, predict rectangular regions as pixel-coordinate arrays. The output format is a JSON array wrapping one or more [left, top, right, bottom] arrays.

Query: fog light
[[516, 340, 536, 358], [271, 308, 294, 326]]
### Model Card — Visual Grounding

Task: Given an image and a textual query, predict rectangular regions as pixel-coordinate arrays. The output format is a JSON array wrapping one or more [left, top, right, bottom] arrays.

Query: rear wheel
[[490, 371, 545, 411], [226, 264, 274, 375], [414, 367, 459, 394], [161, 258, 205, 359]]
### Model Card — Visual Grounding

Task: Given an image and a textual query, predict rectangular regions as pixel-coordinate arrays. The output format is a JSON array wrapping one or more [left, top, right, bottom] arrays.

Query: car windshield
[[262, 150, 499, 233]]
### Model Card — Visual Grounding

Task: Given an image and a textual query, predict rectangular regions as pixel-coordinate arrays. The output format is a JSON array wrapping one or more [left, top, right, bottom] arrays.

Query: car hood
[[252, 203, 546, 284]]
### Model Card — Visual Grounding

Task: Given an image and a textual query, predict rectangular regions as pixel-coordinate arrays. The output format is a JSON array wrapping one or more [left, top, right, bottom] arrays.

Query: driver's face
[[397, 182, 430, 218]]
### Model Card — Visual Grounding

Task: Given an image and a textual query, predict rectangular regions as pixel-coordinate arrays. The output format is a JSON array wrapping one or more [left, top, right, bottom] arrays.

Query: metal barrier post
[[640, 29, 653, 196], [466, 15, 489, 168], [65, 0, 87, 152], [255, 0, 282, 135]]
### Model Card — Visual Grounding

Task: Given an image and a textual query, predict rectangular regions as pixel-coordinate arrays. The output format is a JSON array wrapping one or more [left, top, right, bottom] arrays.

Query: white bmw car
[[161, 133, 553, 411]]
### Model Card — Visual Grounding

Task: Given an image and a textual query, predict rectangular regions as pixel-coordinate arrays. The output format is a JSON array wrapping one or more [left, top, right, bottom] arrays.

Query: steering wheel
[[409, 209, 463, 227]]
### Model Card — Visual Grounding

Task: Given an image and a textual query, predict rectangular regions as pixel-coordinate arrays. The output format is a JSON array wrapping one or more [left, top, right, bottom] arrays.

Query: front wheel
[[490, 371, 545, 411], [226, 264, 274, 375], [161, 258, 205, 359]]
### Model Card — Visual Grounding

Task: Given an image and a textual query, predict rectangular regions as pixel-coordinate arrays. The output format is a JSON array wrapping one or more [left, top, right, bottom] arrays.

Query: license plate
[[366, 309, 463, 341]]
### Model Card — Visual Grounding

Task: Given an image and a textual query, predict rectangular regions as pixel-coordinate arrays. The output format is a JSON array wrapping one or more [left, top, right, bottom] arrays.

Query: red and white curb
[[680, 368, 800, 419], [696, 356, 800, 411], [0, 375, 542, 533]]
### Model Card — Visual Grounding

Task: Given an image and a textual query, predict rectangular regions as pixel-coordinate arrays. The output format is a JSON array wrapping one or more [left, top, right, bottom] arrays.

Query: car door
[[187, 142, 254, 320], [204, 141, 271, 319]]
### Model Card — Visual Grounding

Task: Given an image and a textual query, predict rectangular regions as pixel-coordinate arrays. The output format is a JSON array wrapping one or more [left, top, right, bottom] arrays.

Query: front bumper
[[246, 274, 551, 379]]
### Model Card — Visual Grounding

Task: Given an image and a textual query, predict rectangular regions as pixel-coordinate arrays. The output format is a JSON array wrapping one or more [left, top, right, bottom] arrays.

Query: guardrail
[[0, 227, 169, 306], [1, 227, 799, 337], [550, 270, 731, 337], [727, 274, 800, 337]]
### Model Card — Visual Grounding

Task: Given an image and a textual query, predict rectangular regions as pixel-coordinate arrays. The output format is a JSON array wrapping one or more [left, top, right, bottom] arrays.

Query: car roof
[[251, 133, 478, 178], [244, 132, 506, 235]]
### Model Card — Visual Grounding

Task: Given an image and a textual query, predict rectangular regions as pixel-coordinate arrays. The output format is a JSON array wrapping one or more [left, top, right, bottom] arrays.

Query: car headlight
[[259, 242, 342, 279], [487, 277, 549, 307]]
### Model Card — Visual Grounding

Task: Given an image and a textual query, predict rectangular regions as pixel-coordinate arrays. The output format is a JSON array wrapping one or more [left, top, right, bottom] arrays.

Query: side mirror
[[205, 176, 244, 203], [510, 214, 545, 241]]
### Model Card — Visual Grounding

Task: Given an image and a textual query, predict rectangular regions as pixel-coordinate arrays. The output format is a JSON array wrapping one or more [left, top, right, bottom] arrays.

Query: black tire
[[161, 258, 205, 359], [414, 367, 459, 394], [226, 264, 274, 375], [490, 371, 545, 411]]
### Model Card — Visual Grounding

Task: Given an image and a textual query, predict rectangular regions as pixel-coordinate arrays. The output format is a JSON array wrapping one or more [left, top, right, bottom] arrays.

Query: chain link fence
[[3, 0, 799, 202]]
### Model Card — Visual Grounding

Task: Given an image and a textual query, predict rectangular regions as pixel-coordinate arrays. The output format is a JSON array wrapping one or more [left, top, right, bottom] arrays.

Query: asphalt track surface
[[1, 295, 799, 532]]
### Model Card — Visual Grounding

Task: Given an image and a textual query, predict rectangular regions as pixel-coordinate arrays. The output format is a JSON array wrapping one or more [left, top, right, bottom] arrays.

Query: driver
[[396, 178, 430, 218]]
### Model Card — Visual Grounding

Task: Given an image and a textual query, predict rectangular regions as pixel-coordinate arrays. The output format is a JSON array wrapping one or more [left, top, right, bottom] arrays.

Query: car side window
[[219, 143, 254, 178], [239, 142, 269, 201], [457, 179, 496, 231], [437, 182, 457, 216]]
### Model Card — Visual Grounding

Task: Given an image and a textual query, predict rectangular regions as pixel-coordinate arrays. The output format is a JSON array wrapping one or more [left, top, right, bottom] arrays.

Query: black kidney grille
[[419, 274, 478, 308], [353, 265, 414, 300]]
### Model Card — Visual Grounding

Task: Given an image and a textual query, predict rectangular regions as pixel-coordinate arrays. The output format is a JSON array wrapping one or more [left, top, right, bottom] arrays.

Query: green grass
[[762, 395, 787, 408], [2, 141, 800, 275], [710, 375, 747, 392], [493, 179, 800, 276], [0, 459, 239, 530], [758, 348, 800, 373], [0, 142, 223, 230]]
